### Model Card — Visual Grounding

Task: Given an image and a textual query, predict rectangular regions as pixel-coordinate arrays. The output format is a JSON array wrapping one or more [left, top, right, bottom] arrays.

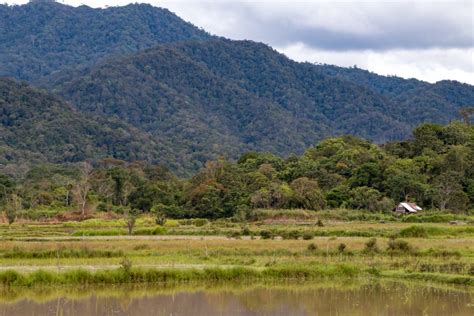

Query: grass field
[[0, 210, 473, 288]]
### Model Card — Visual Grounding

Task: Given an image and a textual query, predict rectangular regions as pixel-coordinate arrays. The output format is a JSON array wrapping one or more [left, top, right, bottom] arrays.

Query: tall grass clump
[[387, 238, 413, 253], [363, 238, 379, 254]]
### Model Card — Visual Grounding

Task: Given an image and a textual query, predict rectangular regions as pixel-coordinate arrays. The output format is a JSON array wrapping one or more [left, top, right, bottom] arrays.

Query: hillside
[[0, 78, 170, 172], [316, 65, 474, 123], [46, 39, 473, 171], [0, 1, 211, 82], [0, 2, 473, 174]]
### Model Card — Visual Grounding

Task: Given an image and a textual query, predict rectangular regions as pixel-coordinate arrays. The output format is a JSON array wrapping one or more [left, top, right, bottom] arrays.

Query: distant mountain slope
[[43, 40, 424, 165], [1, 2, 472, 175], [0, 1, 211, 82], [0, 78, 169, 170], [46, 39, 473, 171], [316, 65, 474, 123]]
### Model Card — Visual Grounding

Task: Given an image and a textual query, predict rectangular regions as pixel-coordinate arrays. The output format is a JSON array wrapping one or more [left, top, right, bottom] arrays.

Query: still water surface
[[0, 281, 472, 316]]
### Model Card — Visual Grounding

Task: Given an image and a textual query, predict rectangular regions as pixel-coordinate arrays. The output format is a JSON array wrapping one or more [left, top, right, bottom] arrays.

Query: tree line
[[1, 121, 473, 222]]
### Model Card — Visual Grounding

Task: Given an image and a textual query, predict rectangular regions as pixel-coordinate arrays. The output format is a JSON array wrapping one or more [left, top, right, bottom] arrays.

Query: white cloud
[[279, 43, 474, 84]]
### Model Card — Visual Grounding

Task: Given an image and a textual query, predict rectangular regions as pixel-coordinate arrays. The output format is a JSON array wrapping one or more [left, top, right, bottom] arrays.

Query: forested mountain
[[317, 65, 474, 123], [46, 39, 473, 171], [0, 2, 473, 175], [0, 78, 169, 173], [0, 1, 211, 82]]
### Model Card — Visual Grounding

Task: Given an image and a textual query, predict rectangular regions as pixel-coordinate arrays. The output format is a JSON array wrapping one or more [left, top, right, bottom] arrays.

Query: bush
[[241, 227, 251, 236], [155, 211, 167, 226], [286, 230, 302, 240], [364, 238, 379, 253], [193, 219, 209, 227], [338, 243, 347, 253], [387, 238, 413, 253], [260, 230, 273, 239], [316, 219, 324, 227], [307, 243, 318, 251], [398, 226, 428, 238], [302, 231, 314, 240], [227, 231, 242, 239], [133, 226, 167, 235]]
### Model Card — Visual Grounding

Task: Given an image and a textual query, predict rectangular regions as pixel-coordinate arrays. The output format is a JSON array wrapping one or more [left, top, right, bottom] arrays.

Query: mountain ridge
[[0, 1, 212, 82], [0, 2, 472, 175]]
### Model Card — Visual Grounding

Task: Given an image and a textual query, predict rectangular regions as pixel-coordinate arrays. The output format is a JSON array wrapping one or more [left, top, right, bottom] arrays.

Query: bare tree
[[5, 194, 21, 226], [125, 208, 138, 235], [73, 162, 93, 218], [434, 172, 462, 210]]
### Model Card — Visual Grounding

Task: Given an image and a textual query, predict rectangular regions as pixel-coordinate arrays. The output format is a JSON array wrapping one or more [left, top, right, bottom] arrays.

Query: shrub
[[260, 230, 273, 239], [227, 231, 242, 239], [398, 226, 428, 238], [155, 211, 167, 226], [367, 266, 381, 276], [120, 257, 132, 273], [302, 231, 314, 240], [5, 206, 16, 226], [133, 226, 167, 235], [307, 243, 318, 251], [152, 226, 167, 235], [241, 227, 251, 236], [316, 219, 324, 227], [288, 230, 302, 240], [387, 238, 413, 253], [364, 238, 379, 253], [338, 243, 347, 253], [193, 219, 209, 227]]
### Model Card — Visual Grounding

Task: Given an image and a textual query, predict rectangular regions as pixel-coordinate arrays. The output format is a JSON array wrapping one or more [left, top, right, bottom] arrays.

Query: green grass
[[0, 248, 124, 259], [0, 264, 361, 287], [398, 225, 474, 238], [0, 212, 472, 289]]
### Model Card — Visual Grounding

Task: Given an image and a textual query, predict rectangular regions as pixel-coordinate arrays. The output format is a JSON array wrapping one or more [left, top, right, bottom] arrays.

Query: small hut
[[394, 202, 422, 214]]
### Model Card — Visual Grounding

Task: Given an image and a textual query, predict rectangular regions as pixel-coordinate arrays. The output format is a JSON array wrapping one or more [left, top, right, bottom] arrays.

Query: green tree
[[290, 177, 325, 210], [349, 186, 381, 211], [251, 182, 293, 209]]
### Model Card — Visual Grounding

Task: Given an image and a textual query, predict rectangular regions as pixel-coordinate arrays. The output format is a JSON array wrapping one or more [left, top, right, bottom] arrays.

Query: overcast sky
[[6, 0, 474, 84]]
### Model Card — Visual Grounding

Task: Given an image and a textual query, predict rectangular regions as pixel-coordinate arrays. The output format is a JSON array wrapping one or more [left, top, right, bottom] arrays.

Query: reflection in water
[[0, 281, 472, 316]]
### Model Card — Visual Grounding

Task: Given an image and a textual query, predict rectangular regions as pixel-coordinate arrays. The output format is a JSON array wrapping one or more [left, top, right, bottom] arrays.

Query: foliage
[[1, 120, 473, 219], [0, 2, 472, 178], [0, 2, 211, 82], [47, 39, 473, 174], [0, 79, 164, 171]]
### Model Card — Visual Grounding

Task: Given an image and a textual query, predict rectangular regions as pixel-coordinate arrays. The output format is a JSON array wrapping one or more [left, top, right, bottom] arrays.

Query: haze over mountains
[[0, 1, 473, 174]]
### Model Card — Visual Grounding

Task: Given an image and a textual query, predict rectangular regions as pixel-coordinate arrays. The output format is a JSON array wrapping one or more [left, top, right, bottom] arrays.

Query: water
[[0, 281, 472, 316]]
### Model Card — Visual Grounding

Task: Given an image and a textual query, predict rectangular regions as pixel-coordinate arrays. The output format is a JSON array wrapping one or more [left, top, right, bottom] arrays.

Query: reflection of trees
[[0, 281, 471, 315]]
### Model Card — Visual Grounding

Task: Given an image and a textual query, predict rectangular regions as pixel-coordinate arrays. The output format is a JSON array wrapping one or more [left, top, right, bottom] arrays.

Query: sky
[[6, 0, 474, 84]]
